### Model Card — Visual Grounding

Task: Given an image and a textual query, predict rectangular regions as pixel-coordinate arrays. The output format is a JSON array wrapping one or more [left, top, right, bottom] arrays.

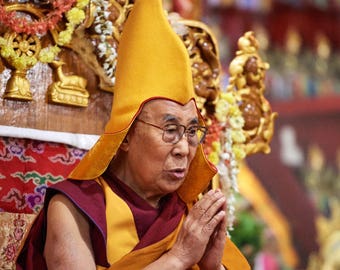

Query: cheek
[[188, 146, 198, 162], [145, 145, 170, 166], [130, 136, 168, 168]]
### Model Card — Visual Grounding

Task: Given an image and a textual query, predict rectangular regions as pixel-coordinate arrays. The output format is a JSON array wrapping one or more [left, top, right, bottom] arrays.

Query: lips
[[166, 168, 186, 180]]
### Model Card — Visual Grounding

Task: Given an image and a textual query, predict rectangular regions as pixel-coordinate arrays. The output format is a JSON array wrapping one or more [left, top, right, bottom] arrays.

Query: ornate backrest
[[0, 1, 276, 268]]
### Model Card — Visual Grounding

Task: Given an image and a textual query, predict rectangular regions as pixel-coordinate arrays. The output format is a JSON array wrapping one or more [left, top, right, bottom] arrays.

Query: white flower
[[92, 0, 117, 82], [94, 24, 102, 34], [104, 11, 110, 19]]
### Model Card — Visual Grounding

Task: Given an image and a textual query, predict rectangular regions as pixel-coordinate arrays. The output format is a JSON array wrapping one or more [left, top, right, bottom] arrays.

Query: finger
[[199, 194, 226, 224], [192, 190, 225, 219], [200, 199, 225, 226], [202, 210, 226, 235], [216, 214, 227, 239]]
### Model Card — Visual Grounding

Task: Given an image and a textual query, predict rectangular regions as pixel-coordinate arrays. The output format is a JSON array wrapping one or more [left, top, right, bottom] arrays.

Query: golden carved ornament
[[305, 146, 340, 270], [227, 31, 278, 155], [0, 3, 90, 107], [307, 200, 340, 270], [2, 32, 40, 101], [48, 61, 89, 107], [1, 4, 44, 101]]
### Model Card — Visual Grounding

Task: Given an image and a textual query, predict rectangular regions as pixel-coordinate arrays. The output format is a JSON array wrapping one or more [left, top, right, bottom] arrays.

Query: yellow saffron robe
[[96, 177, 251, 270]]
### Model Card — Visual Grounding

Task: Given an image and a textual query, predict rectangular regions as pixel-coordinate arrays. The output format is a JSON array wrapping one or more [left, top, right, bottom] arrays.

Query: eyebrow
[[163, 114, 199, 125]]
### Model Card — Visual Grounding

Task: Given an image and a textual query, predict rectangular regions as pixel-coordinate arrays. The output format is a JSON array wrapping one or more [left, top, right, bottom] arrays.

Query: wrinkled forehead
[[139, 99, 199, 122]]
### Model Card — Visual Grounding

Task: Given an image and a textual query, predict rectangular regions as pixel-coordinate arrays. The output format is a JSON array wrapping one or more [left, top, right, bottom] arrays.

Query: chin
[[163, 181, 184, 194]]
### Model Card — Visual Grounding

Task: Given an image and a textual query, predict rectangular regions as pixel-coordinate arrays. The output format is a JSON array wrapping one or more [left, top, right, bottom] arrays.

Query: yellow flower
[[211, 141, 221, 152], [215, 99, 229, 122], [58, 27, 74, 45], [39, 46, 61, 63], [66, 8, 86, 25], [232, 145, 246, 160], [228, 104, 242, 116], [0, 46, 12, 58], [230, 115, 245, 129], [76, 0, 90, 9], [208, 151, 220, 165], [12, 55, 37, 70], [231, 130, 246, 143], [220, 92, 236, 104]]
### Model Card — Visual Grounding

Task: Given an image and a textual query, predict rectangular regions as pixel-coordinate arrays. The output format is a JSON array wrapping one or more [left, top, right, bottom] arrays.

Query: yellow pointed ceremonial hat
[[68, 0, 217, 202]]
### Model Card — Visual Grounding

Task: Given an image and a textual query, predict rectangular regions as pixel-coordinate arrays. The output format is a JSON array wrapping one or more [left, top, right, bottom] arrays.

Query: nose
[[172, 134, 191, 156]]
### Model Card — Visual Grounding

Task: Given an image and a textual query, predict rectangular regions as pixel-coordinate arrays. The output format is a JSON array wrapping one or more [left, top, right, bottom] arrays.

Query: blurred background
[[166, 0, 340, 269]]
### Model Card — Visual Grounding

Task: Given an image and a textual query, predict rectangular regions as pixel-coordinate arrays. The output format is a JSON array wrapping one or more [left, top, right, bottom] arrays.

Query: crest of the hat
[[105, 0, 195, 133]]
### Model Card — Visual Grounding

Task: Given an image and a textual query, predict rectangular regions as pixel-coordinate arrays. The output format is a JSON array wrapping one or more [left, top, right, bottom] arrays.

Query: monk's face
[[120, 99, 199, 205]]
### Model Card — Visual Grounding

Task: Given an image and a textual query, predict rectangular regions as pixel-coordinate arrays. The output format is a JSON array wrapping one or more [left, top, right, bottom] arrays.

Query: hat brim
[[68, 130, 128, 180]]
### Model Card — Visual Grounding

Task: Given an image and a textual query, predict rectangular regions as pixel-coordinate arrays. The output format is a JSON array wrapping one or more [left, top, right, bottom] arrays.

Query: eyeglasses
[[136, 118, 207, 146]]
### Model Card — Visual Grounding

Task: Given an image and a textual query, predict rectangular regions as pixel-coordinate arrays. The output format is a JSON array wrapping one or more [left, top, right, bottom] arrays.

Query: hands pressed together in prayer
[[144, 189, 227, 270]]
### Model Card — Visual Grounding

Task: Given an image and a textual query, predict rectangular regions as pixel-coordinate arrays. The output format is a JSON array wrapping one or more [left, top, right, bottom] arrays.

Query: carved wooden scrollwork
[[179, 24, 276, 155], [180, 19, 221, 117], [227, 31, 278, 155], [70, 0, 133, 92]]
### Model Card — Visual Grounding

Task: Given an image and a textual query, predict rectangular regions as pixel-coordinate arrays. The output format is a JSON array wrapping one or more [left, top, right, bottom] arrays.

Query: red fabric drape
[[0, 136, 86, 214]]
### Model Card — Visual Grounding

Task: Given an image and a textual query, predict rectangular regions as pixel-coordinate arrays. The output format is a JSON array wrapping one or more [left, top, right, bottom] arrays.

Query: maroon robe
[[16, 173, 186, 269]]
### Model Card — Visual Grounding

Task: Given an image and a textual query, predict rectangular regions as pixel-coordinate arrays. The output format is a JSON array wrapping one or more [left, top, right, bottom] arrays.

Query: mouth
[[166, 168, 186, 180]]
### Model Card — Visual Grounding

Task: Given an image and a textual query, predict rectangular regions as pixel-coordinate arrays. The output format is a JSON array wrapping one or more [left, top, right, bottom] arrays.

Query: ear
[[119, 135, 129, 152]]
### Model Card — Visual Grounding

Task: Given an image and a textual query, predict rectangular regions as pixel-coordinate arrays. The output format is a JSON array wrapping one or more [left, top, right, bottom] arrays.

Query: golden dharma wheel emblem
[[2, 32, 42, 101], [11, 33, 41, 58]]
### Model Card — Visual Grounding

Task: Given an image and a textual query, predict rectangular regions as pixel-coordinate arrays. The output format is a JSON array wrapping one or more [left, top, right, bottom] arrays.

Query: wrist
[[199, 264, 226, 270], [142, 251, 190, 270], [163, 251, 188, 269]]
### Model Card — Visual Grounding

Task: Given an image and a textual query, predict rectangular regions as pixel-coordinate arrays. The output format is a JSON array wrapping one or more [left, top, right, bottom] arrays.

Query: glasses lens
[[163, 124, 183, 143], [186, 126, 199, 145], [163, 124, 206, 145]]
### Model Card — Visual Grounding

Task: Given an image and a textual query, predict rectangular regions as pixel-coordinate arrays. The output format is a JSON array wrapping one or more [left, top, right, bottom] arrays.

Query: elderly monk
[[16, 0, 250, 269]]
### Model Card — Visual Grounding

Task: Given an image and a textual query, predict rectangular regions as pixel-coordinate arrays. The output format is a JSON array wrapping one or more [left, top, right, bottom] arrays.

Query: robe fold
[[16, 174, 250, 270]]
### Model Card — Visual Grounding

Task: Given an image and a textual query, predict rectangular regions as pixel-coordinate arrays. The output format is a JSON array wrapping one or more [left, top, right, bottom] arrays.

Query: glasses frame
[[136, 118, 207, 146]]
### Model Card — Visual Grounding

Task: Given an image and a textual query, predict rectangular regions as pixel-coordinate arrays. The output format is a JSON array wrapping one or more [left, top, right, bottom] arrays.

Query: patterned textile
[[0, 136, 87, 214], [0, 212, 36, 270]]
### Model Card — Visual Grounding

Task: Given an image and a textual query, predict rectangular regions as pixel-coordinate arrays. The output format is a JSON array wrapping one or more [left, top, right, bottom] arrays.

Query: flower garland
[[91, 0, 117, 84], [39, 0, 89, 63], [205, 91, 246, 233], [0, 0, 77, 35], [166, 12, 247, 233], [0, 0, 89, 69]]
